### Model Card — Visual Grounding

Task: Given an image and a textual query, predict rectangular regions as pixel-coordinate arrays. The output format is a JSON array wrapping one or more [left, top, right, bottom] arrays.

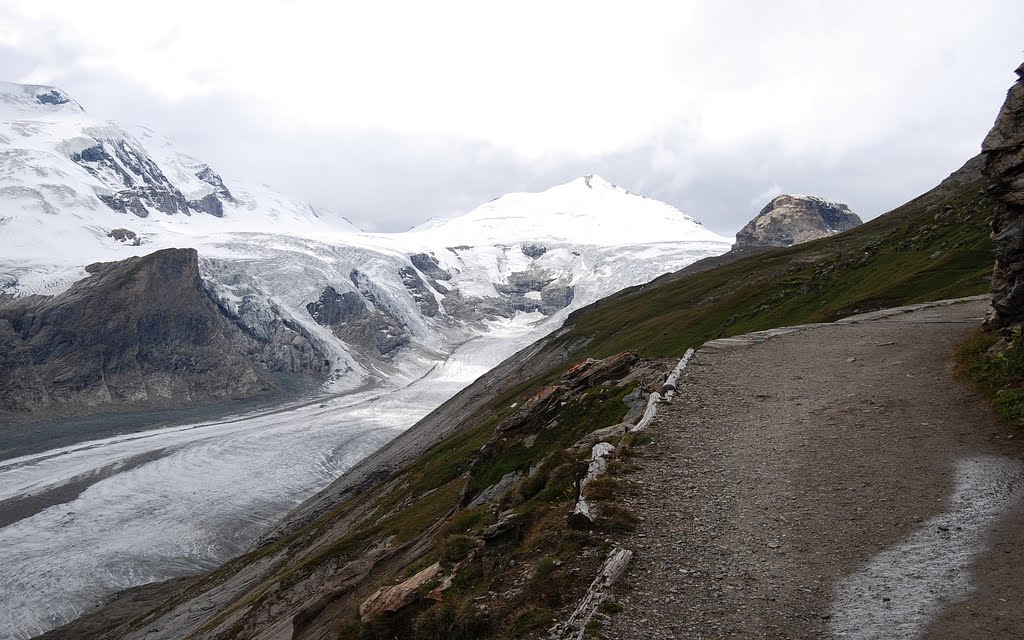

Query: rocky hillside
[[45, 123, 999, 639], [734, 194, 862, 248], [984, 62, 1024, 331], [0, 249, 324, 419]]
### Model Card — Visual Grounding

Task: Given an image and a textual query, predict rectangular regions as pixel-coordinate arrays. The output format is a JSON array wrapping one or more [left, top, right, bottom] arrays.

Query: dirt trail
[[609, 299, 1024, 639]]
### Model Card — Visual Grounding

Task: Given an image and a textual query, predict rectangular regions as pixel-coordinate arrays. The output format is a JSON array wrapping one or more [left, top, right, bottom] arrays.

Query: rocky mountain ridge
[[734, 193, 862, 248], [0, 249, 324, 418]]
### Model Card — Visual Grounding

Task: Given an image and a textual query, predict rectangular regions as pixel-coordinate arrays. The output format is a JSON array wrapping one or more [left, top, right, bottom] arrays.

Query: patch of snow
[[785, 193, 848, 209]]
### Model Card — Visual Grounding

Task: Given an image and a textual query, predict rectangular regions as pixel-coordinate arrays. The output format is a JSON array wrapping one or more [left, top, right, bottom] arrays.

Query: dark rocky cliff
[[735, 194, 862, 248], [0, 248, 326, 422], [984, 62, 1024, 331]]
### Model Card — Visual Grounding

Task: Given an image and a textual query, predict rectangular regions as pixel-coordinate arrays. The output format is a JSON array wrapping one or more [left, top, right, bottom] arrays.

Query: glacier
[[0, 80, 731, 638]]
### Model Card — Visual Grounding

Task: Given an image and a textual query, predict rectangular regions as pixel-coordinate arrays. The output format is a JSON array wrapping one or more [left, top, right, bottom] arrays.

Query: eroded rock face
[[35, 90, 70, 106], [0, 249, 326, 416], [984, 62, 1024, 331], [72, 142, 191, 218], [521, 243, 547, 258], [70, 140, 234, 219], [409, 253, 451, 281], [306, 282, 409, 358], [735, 194, 862, 248], [398, 266, 439, 317]]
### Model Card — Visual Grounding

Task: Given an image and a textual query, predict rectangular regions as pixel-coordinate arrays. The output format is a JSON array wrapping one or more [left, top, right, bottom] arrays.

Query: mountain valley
[[0, 82, 731, 639], [1, 57, 1022, 640]]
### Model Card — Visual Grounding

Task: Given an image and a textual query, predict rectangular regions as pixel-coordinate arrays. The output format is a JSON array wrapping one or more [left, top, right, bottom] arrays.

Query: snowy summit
[[413, 174, 723, 246]]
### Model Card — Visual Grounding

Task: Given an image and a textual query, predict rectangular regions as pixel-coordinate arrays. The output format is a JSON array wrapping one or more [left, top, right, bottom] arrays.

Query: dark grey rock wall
[[0, 249, 326, 419], [984, 63, 1024, 331]]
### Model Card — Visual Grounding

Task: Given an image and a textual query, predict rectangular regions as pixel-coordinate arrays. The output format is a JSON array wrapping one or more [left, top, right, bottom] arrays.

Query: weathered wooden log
[[661, 347, 695, 395], [568, 442, 615, 529], [631, 391, 661, 432], [556, 547, 634, 639], [568, 497, 594, 529]]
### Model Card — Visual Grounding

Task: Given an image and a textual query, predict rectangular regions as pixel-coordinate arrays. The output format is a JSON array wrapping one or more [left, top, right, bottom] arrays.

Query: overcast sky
[[1, 1, 1021, 235]]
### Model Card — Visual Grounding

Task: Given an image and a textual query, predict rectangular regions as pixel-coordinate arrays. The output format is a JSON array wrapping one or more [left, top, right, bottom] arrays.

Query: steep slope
[[0, 80, 352, 263], [555, 155, 991, 360], [56, 143, 997, 640], [0, 248, 324, 417]]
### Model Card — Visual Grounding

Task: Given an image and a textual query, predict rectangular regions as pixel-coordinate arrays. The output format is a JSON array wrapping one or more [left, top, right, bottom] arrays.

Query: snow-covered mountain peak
[[0, 81, 83, 116], [409, 174, 726, 247], [578, 174, 615, 190], [0, 79, 365, 264]]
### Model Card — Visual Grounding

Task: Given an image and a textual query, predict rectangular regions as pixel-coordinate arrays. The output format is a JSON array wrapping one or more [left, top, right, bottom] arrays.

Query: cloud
[[750, 183, 783, 209], [0, 1, 1022, 236]]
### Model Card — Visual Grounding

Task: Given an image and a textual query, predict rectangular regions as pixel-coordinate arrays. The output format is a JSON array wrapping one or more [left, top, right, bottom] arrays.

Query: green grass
[[463, 383, 634, 500], [551, 173, 994, 360], [956, 327, 1024, 428]]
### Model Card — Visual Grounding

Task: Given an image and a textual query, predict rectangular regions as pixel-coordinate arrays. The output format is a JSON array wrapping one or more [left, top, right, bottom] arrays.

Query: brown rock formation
[[359, 562, 441, 619], [735, 194, 862, 248]]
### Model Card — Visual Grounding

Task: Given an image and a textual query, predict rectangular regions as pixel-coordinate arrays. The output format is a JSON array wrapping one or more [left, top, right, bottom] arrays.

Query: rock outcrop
[[306, 284, 409, 358], [984, 62, 1024, 331], [359, 563, 441, 619], [735, 194, 862, 248], [0, 248, 326, 419], [68, 137, 235, 219]]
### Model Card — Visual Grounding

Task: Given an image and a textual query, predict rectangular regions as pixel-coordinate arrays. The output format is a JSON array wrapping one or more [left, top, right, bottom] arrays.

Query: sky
[[0, 0, 1021, 235]]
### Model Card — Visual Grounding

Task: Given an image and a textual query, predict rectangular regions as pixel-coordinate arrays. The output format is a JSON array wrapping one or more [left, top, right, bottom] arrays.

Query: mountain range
[[0, 81, 740, 639], [0, 81, 730, 426]]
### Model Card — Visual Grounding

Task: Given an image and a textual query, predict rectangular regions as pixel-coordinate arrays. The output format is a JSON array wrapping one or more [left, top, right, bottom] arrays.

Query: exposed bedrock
[[409, 253, 452, 281], [0, 248, 325, 417], [984, 62, 1024, 331], [70, 140, 233, 218], [398, 266, 440, 317], [307, 283, 409, 358], [736, 194, 862, 248]]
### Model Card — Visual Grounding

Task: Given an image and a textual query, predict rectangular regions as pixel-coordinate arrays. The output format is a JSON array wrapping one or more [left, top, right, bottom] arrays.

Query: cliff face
[[0, 248, 326, 419], [735, 194, 862, 248], [984, 62, 1024, 331]]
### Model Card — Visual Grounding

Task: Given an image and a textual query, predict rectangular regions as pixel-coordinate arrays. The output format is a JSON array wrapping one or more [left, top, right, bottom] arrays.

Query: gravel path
[[609, 299, 1024, 639]]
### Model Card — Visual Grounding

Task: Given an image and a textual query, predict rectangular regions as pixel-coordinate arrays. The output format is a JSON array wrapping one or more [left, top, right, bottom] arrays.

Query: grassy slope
[[91, 159, 997, 640], [956, 327, 1024, 428], [552, 161, 994, 360]]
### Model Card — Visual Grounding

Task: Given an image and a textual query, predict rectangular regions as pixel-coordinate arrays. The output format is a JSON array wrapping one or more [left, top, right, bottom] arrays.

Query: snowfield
[[0, 81, 731, 638]]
